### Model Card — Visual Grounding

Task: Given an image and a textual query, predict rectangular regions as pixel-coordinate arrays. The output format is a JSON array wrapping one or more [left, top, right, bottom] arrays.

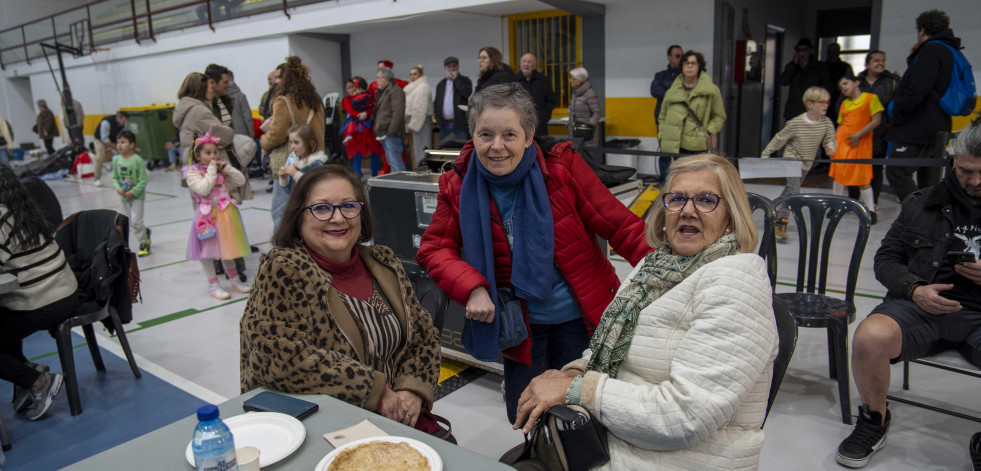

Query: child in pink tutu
[[183, 129, 252, 299]]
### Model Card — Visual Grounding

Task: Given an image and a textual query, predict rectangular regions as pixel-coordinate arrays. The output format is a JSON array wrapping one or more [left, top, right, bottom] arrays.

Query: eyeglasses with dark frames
[[304, 201, 364, 221], [662, 192, 723, 213]]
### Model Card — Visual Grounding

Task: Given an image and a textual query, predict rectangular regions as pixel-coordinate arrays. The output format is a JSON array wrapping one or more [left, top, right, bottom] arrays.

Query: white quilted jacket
[[566, 253, 778, 470]]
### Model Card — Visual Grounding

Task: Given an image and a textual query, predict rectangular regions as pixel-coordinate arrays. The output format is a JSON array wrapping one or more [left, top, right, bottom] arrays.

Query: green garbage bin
[[119, 104, 177, 167]]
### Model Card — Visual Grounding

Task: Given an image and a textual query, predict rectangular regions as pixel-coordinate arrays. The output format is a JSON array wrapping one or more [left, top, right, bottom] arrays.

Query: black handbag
[[500, 404, 610, 471], [572, 122, 595, 141], [497, 288, 528, 351]]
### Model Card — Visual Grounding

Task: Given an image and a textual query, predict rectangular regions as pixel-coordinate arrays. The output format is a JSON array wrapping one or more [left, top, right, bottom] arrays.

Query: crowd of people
[[0, 7, 978, 470]]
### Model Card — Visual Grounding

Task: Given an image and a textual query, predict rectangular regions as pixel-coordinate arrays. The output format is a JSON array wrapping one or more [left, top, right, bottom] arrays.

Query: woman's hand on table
[[378, 386, 406, 423], [466, 287, 495, 323], [513, 371, 576, 434], [395, 390, 423, 427]]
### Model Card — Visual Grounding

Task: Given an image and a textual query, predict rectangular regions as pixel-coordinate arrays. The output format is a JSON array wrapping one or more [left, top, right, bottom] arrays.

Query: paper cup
[[236, 446, 260, 471]]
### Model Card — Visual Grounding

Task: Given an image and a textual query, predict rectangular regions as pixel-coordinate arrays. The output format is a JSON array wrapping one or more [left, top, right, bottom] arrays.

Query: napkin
[[324, 419, 388, 447]]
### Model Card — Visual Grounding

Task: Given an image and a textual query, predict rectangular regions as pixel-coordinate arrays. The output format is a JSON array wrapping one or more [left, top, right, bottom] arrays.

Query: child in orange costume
[[831, 75, 882, 222]]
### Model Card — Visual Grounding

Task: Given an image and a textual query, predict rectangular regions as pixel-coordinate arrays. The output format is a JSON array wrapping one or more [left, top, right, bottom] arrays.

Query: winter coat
[[403, 77, 434, 134], [260, 95, 325, 154], [373, 83, 406, 139], [36, 108, 59, 139], [240, 244, 441, 411], [658, 72, 726, 153], [779, 58, 832, 120], [0, 114, 13, 151], [173, 96, 236, 165], [416, 140, 651, 365], [475, 64, 516, 94], [434, 75, 473, 133], [516, 70, 556, 135], [59, 100, 84, 145], [564, 254, 777, 471], [858, 69, 902, 155], [886, 29, 959, 146], [227, 83, 256, 138], [569, 79, 602, 146]]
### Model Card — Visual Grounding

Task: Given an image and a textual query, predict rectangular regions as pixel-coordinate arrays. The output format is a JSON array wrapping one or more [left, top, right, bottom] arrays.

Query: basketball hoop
[[91, 48, 112, 71]]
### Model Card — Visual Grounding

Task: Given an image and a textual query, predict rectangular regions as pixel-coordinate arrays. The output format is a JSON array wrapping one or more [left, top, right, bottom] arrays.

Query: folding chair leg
[[1, 412, 11, 451], [830, 319, 852, 425], [82, 324, 106, 372], [827, 328, 837, 379], [56, 323, 83, 416], [902, 360, 910, 390], [109, 310, 141, 379]]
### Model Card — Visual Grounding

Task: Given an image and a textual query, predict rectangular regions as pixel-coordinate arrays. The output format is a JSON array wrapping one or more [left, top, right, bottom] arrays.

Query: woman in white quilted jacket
[[514, 153, 778, 470], [403, 65, 433, 167]]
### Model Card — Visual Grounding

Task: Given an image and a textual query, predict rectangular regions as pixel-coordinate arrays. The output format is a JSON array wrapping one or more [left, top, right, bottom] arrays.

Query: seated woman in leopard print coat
[[240, 165, 443, 433]]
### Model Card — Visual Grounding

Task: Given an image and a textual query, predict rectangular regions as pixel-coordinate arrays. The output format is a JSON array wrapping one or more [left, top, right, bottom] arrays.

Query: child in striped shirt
[[761, 86, 837, 241]]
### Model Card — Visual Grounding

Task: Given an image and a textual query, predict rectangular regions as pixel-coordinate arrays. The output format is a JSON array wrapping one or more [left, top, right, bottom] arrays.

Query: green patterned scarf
[[586, 233, 740, 378]]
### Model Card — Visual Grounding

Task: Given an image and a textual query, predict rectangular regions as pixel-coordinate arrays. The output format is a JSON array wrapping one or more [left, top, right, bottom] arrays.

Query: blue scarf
[[459, 143, 554, 361]]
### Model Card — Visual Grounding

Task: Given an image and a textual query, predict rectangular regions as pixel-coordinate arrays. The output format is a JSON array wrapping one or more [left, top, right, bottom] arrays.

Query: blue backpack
[[925, 41, 977, 116]]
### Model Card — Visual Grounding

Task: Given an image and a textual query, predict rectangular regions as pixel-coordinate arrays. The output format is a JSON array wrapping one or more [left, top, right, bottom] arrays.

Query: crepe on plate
[[327, 440, 429, 471]]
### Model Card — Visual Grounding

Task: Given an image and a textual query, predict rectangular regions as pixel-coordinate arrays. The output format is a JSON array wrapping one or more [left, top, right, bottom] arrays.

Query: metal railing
[[0, 0, 325, 70]]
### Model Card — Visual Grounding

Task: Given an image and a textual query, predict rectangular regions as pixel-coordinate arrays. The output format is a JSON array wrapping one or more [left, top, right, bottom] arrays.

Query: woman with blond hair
[[403, 65, 434, 165]]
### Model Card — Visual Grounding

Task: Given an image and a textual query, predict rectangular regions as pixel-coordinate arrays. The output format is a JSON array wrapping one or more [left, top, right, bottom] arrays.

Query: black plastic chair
[[764, 296, 798, 427], [401, 259, 448, 335], [54, 210, 141, 416], [771, 194, 871, 424], [886, 351, 981, 423], [0, 412, 9, 451], [747, 192, 777, 291]]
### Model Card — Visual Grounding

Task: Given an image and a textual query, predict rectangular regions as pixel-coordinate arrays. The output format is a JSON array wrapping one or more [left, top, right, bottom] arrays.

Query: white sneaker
[[94, 179, 103, 187], [209, 281, 230, 300], [231, 278, 252, 293]]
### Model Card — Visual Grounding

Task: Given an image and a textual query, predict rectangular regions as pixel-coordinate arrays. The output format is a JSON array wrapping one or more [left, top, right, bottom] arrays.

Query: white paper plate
[[185, 412, 306, 468], [313, 436, 442, 471]]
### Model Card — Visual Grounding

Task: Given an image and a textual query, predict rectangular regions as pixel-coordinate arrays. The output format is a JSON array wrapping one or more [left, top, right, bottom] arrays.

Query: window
[[820, 34, 871, 75], [508, 10, 580, 111]]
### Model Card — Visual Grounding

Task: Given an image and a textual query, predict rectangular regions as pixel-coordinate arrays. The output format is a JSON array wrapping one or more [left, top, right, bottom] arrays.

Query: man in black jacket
[[886, 9, 960, 203], [434, 56, 473, 140], [836, 118, 981, 468], [516, 53, 556, 137], [779, 38, 832, 122], [650, 45, 683, 126]]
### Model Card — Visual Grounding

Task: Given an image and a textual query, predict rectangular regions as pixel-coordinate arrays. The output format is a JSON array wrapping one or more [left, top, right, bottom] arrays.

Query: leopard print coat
[[240, 244, 441, 411]]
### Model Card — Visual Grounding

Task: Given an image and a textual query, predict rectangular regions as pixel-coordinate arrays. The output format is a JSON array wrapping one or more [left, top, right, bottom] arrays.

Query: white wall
[[288, 35, 343, 100], [604, 0, 715, 99], [879, 0, 981, 85], [349, 15, 505, 94], [0, 75, 36, 148]]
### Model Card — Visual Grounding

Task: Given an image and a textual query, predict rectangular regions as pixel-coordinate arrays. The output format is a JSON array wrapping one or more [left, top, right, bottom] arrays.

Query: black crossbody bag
[[500, 404, 610, 471]]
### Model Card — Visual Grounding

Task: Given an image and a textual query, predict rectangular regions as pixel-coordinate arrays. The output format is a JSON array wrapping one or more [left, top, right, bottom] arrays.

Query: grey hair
[[467, 83, 538, 138], [570, 67, 589, 82], [378, 66, 394, 82], [954, 117, 981, 158]]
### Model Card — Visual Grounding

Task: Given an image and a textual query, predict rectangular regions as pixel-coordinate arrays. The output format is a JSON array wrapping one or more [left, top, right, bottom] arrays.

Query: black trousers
[[43, 138, 55, 155], [886, 140, 945, 204], [0, 291, 78, 388]]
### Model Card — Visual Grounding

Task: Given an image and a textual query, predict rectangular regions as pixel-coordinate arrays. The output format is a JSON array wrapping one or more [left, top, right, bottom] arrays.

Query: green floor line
[[125, 297, 248, 333], [242, 206, 271, 212], [29, 342, 89, 361], [144, 190, 176, 198]]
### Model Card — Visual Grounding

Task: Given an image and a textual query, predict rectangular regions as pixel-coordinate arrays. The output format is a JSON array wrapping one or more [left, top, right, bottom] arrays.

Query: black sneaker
[[970, 432, 981, 471], [12, 362, 50, 412], [24, 371, 64, 421], [836, 404, 890, 468]]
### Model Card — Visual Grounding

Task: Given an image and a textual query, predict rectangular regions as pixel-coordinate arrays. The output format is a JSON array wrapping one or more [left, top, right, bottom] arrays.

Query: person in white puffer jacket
[[514, 153, 779, 471], [403, 65, 434, 167]]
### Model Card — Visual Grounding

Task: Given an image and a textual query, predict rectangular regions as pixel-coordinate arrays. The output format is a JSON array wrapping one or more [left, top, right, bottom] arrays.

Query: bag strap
[[280, 96, 297, 126], [680, 102, 709, 134]]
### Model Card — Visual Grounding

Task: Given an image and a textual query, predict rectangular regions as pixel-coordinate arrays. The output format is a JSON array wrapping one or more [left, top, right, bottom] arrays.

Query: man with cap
[[779, 38, 832, 122], [434, 56, 473, 140]]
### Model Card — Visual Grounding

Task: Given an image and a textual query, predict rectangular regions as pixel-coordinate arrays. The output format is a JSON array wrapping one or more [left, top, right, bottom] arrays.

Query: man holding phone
[[836, 118, 981, 468]]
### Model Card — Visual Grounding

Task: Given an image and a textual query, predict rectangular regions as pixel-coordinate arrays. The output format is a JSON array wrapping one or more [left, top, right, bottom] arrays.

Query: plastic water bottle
[[191, 404, 239, 471]]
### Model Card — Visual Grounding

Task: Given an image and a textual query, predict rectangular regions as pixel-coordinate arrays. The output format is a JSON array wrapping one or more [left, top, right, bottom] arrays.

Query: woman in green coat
[[657, 51, 726, 177]]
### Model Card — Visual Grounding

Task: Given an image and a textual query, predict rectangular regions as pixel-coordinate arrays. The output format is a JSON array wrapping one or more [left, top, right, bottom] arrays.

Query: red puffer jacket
[[417, 140, 651, 365]]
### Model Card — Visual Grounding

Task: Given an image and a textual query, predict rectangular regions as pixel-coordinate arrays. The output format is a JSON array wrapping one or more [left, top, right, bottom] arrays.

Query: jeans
[[352, 153, 381, 177], [168, 145, 182, 166], [439, 121, 469, 140], [776, 167, 809, 220], [381, 136, 405, 172], [0, 291, 78, 388], [271, 179, 289, 231], [502, 319, 590, 424]]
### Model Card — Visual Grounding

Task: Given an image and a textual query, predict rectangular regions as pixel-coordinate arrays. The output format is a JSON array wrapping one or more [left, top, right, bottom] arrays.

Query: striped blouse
[[338, 281, 403, 384], [0, 206, 77, 311]]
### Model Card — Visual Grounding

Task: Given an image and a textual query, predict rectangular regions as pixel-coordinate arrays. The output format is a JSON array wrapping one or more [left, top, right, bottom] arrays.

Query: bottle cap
[[197, 404, 220, 421]]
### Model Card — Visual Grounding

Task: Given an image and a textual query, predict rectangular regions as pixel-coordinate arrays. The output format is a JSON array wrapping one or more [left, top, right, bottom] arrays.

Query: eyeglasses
[[683, 61, 699, 67], [304, 201, 364, 221], [662, 192, 723, 213]]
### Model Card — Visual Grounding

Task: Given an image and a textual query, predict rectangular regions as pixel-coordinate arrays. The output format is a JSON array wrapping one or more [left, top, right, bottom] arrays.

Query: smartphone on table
[[243, 391, 319, 420]]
